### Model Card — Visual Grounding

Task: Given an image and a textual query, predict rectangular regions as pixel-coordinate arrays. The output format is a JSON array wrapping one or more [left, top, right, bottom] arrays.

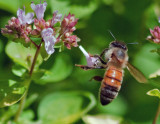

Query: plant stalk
[[153, 101, 160, 124], [14, 43, 41, 122], [29, 43, 41, 76]]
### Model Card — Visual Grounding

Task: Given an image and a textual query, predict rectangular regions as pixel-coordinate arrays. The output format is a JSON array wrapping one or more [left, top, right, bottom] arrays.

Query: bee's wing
[[126, 62, 147, 83]]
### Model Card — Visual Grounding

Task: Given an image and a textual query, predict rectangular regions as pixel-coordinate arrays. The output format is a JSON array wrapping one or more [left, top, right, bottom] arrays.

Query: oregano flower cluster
[[1, 1, 80, 55], [147, 18, 160, 44]]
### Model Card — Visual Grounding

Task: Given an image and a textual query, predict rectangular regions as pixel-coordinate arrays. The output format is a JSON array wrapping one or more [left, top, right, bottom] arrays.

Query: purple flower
[[159, 17, 160, 23], [31, 1, 47, 20], [51, 11, 62, 26], [79, 46, 99, 67], [41, 28, 56, 54], [17, 8, 34, 25]]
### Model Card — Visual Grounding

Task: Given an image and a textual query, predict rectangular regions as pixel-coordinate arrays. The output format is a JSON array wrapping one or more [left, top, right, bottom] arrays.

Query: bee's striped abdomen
[[100, 67, 123, 105]]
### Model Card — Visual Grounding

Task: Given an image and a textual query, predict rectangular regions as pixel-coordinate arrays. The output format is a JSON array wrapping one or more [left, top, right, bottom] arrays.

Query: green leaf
[[40, 42, 50, 61], [49, 0, 98, 18], [31, 69, 46, 81], [0, 78, 29, 108], [38, 91, 96, 124], [5, 42, 43, 70], [148, 77, 160, 88], [148, 70, 160, 88], [147, 89, 160, 99], [30, 37, 42, 46], [0, 94, 38, 123], [12, 64, 27, 77], [33, 54, 73, 84]]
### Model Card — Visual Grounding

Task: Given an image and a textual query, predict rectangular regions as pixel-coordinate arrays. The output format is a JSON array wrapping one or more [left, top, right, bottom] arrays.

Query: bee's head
[[109, 41, 127, 51]]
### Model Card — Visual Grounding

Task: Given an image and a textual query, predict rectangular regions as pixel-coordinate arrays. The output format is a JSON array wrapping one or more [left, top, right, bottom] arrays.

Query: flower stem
[[29, 43, 42, 76], [14, 42, 42, 122], [153, 101, 160, 124], [14, 84, 29, 122]]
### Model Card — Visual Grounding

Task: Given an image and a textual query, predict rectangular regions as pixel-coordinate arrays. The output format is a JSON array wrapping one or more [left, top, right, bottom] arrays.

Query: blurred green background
[[0, 0, 160, 123]]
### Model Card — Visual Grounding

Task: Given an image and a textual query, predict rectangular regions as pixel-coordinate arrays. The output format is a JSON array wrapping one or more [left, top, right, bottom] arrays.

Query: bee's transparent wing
[[126, 62, 147, 83]]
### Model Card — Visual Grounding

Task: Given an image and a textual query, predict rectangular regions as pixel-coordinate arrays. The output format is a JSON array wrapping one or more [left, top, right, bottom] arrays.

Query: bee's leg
[[93, 55, 107, 64], [75, 64, 105, 70], [100, 48, 109, 57], [90, 76, 103, 82]]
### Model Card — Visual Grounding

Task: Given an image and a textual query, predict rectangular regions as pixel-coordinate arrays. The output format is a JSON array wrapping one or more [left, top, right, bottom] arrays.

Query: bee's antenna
[[108, 30, 116, 41], [127, 42, 139, 45]]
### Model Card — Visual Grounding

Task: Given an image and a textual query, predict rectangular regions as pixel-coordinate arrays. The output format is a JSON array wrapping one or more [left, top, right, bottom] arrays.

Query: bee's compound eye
[[110, 41, 127, 50]]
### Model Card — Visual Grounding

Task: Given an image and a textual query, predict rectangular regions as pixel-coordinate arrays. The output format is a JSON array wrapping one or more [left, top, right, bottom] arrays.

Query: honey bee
[[76, 41, 147, 105]]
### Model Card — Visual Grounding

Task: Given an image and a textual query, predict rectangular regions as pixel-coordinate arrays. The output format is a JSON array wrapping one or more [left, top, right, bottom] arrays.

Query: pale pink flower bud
[[147, 26, 160, 44]]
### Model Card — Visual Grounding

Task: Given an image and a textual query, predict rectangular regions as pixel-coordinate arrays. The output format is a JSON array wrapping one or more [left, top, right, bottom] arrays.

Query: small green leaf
[[0, 78, 29, 108], [54, 21, 61, 27], [33, 54, 73, 84], [30, 37, 42, 46], [148, 77, 160, 88], [31, 70, 46, 81], [54, 45, 61, 48], [12, 64, 27, 77], [38, 91, 96, 124], [149, 69, 160, 78], [40, 42, 50, 61], [5, 42, 43, 70], [148, 70, 160, 88], [147, 89, 160, 99]]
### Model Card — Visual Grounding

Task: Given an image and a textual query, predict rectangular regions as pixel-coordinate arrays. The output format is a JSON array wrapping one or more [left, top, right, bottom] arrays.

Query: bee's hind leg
[[89, 76, 103, 82]]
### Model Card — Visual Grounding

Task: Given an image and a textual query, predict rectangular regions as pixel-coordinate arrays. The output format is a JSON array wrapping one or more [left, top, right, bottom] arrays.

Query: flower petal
[[17, 8, 34, 25], [31, 3, 36, 10], [17, 9, 26, 25], [79, 45, 89, 58], [41, 28, 56, 55], [43, 36, 56, 54], [25, 12, 34, 24], [41, 28, 53, 38], [31, 2, 47, 20], [51, 10, 62, 26], [79, 45, 98, 67]]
